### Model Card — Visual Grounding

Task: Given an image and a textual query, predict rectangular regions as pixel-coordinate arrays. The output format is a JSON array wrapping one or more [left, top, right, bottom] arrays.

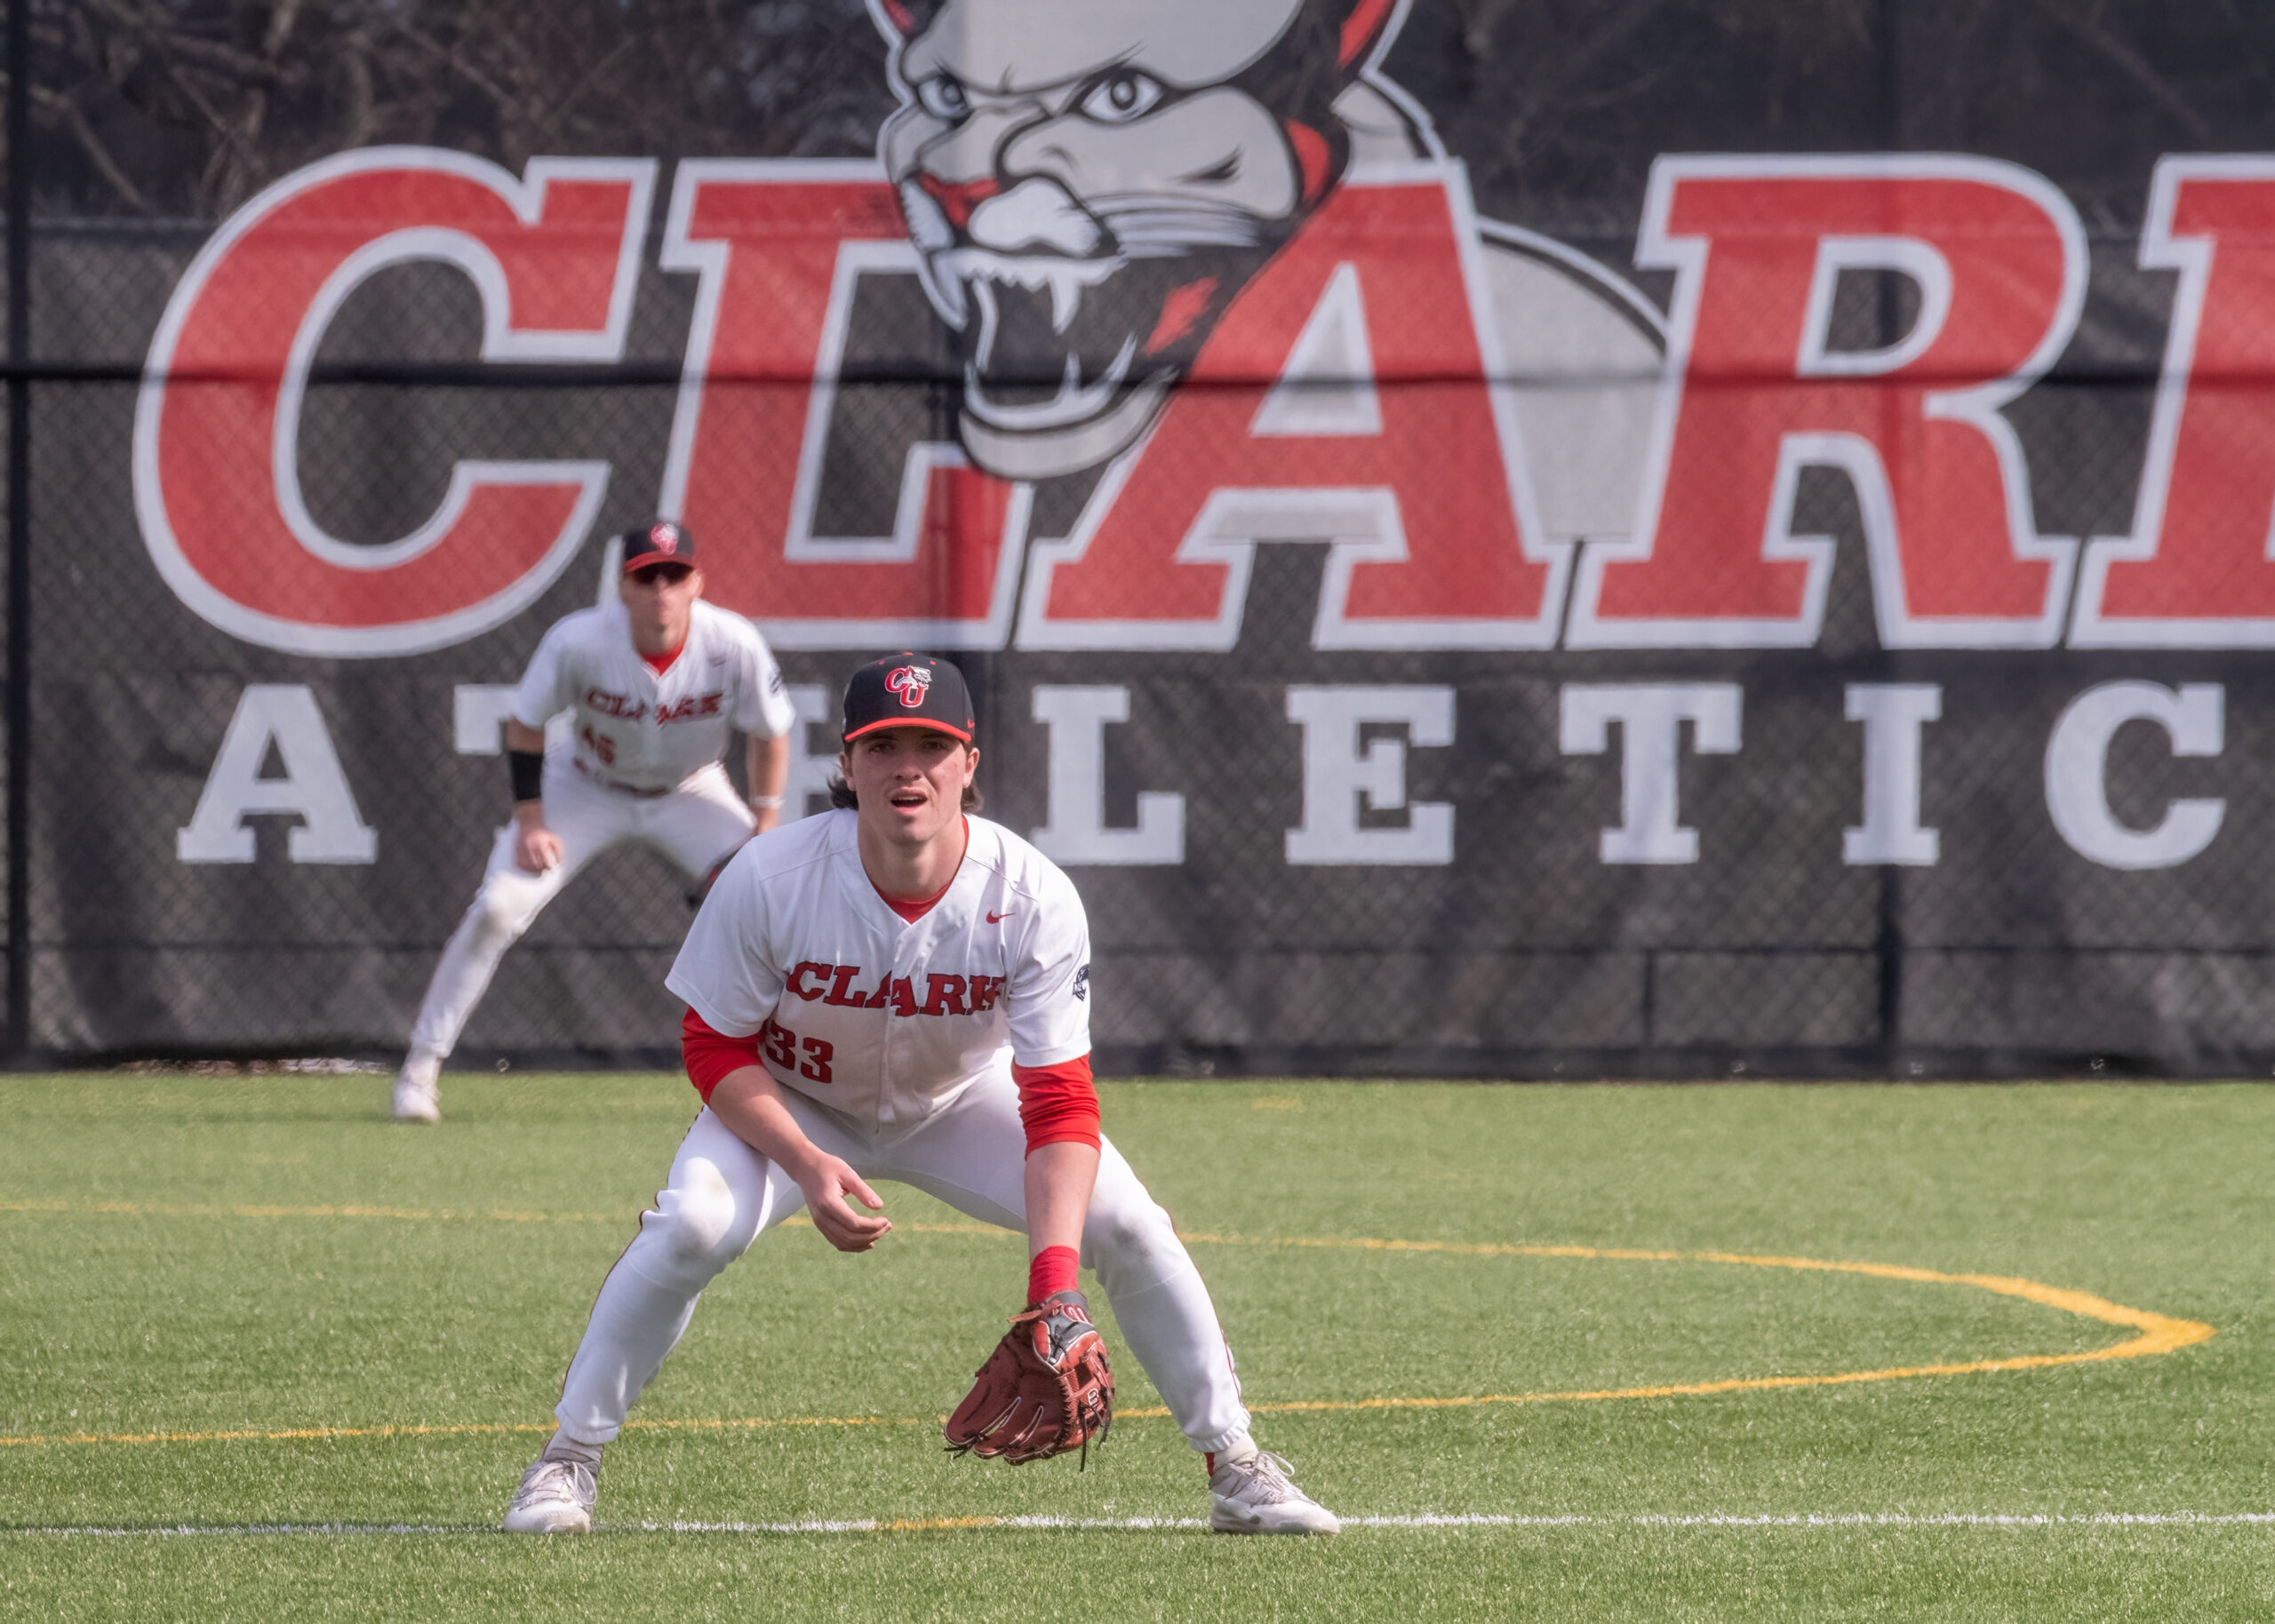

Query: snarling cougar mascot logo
[[866, 0, 1661, 556], [871, 0, 1408, 482]]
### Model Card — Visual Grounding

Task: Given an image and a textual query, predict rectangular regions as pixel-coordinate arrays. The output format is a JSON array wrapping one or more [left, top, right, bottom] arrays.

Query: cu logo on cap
[[650, 523, 680, 555], [887, 665, 933, 708]]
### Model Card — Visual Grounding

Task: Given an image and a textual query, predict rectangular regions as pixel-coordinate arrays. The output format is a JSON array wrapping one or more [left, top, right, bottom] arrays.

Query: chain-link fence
[[12, 1, 2275, 1075]]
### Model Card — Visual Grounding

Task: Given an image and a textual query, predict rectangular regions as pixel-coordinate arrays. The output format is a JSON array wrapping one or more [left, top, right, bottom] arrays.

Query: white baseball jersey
[[512, 600, 796, 792], [666, 810, 1093, 1127]]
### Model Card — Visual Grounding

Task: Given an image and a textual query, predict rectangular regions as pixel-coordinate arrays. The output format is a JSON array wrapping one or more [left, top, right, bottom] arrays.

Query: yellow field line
[[1172, 1232, 2216, 1368], [0, 1204, 2213, 1450]]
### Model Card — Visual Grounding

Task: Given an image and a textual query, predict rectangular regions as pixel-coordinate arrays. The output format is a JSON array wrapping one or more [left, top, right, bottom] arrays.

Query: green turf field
[[3, 1073, 2271, 1620]]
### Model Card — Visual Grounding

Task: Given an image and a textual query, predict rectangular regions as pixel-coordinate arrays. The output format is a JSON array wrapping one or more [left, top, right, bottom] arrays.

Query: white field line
[[9, 1511, 2275, 1538]]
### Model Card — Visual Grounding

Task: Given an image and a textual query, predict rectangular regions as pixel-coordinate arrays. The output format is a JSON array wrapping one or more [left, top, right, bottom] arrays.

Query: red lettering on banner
[[2073, 159, 2275, 645], [1016, 168, 1559, 650], [1567, 156, 2083, 649], [134, 150, 653, 657], [659, 162, 1026, 651]]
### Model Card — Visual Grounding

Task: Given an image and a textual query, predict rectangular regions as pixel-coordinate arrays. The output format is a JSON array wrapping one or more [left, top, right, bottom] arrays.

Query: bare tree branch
[[2031, 0, 2215, 143], [28, 81, 156, 213]]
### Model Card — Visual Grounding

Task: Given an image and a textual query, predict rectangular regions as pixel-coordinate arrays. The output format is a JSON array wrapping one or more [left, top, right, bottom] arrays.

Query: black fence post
[[6, 0, 31, 1063], [1872, 0, 1905, 1075]]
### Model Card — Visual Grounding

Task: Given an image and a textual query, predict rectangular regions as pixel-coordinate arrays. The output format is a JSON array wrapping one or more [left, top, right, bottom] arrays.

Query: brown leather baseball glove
[[944, 1288, 1114, 1467]]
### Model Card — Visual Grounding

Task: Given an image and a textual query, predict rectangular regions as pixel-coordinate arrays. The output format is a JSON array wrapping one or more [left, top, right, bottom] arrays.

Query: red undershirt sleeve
[[682, 1007, 762, 1104], [1011, 1055, 1101, 1155]]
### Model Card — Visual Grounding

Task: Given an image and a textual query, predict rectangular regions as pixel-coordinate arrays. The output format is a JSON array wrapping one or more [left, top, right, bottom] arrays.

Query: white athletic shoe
[[391, 1056, 440, 1124], [1209, 1450, 1340, 1535], [502, 1457, 595, 1533]]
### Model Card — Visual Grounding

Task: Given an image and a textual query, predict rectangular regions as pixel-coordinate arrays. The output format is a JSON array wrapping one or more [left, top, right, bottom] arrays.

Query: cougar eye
[[916, 75, 970, 121], [1076, 68, 1167, 124]]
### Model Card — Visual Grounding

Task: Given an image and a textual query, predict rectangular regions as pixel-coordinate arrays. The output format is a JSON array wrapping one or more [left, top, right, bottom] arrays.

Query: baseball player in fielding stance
[[501, 654, 1338, 1535], [392, 521, 796, 1122]]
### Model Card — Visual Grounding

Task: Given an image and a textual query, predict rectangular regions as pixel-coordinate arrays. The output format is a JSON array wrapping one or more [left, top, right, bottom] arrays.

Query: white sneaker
[[391, 1056, 440, 1124], [1209, 1449, 1340, 1535], [502, 1457, 595, 1533]]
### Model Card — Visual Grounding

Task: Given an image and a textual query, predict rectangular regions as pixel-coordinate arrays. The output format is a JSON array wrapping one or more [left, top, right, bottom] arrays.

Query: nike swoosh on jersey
[[986, 910, 1011, 923]]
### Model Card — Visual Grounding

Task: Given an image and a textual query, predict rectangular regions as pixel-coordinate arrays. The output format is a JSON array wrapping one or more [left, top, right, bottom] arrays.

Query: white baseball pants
[[553, 1074, 1253, 1455], [408, 757, 754, 1061]]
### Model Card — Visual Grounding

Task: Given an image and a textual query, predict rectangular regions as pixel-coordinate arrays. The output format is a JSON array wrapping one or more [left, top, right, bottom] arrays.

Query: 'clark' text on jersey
[[513, 599, 796, 792]]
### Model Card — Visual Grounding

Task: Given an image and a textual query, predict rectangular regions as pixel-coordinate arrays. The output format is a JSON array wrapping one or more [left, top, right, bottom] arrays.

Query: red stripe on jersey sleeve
[[1012, 1055, 1101, 1155], [682, 1007, 762, 1104]]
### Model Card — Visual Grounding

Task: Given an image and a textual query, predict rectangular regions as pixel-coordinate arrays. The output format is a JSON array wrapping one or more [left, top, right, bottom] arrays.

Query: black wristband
[[508, 748, 544, 803]]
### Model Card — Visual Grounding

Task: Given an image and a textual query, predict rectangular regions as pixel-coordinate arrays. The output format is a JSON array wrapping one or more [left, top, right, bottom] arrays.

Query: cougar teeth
[[961, 337, 1138, 433]]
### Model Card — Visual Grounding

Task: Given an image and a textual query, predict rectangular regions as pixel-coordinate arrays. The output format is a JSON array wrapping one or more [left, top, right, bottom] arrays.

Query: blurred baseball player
[[392, 521, 797, 1123], [501, 654, 1337, 1536]]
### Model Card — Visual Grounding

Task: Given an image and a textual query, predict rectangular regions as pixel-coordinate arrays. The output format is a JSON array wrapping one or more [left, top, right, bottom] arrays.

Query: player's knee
[[644, 1161, 752, 1282], [465, 885, 531, 951], [1081, 1196, 1182, 1280]]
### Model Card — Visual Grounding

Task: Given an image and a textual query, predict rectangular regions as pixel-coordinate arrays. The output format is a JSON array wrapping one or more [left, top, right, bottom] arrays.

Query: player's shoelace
[[518, 1459, 595, 1508], [1224, 1453, 1307, 1504]]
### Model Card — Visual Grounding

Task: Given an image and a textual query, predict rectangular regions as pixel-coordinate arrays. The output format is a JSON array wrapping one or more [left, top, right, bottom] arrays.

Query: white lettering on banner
[[1561, 683, 1742, 864], [1029, 687, 1185, 867], [1843, 683, 1942, 865], [1284, 687, 1454, 866], [2044, 681, 2225, 871], [784, 685, 838, 820], [451, 686, 570, 757], [177, 686, 377, 864], [451, 685, 519, 754]]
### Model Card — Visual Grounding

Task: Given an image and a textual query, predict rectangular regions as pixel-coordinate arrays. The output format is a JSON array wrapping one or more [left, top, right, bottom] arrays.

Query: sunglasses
[[627, 563, 695, 585]]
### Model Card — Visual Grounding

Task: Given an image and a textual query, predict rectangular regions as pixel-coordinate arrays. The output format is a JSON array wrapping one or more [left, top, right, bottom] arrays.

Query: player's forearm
[[707, 1066, 828, 1179], [1022, 1140, 1099, 1257], [746, 735, 790, 829]]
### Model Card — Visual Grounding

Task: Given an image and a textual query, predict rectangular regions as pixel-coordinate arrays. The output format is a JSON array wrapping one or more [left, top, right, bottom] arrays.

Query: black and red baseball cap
[[842, 653, 975, 744], [621, 520, 696, 575]]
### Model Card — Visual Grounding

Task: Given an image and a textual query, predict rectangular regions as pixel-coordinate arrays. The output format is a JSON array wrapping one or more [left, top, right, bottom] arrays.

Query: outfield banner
[[20, 1, 2275, 1071]]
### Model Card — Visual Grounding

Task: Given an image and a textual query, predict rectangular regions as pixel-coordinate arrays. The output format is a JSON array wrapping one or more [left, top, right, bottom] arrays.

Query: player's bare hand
[[509, 799, 563, 872], [798, 1156, 891, 1253], [514, 827, 564, 873]]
